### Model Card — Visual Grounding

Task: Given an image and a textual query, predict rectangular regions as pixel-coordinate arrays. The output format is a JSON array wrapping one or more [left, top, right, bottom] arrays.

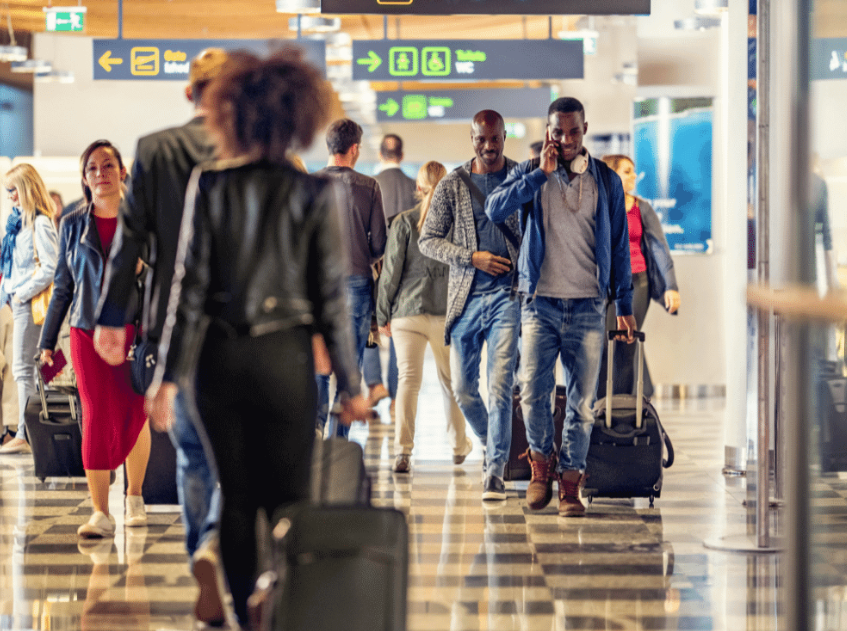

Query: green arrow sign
[[44, 8, 86, 32], [379, 98, 400, 117], [356, 50, 382, 73]]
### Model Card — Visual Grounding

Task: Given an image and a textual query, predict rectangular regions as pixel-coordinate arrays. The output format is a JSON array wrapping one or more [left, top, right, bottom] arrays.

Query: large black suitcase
[[504, 385, 566, 481], [817, 360, 847, 472], [250, 415, 407, 631], [584, 331, 674, 506], [124, 426, 178, 504], [26, 369, 84, 482]]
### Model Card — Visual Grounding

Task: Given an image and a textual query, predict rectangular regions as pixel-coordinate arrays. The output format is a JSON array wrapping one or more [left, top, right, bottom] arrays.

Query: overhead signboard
[[44, 6, 86, 32], [92, 39, 326, 81], [352, 39, 582, 81], [323, 0, 649, 15], [811, 38, 847, 81], [376, 88, 551, 122]]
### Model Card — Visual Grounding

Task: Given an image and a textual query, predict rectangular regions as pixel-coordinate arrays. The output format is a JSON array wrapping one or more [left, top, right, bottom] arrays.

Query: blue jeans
[[335, 275, 371, 438], [11, 299, 41, 442], [362, 338, 398, 398], [449, 288, 519, 480], [169, 389, 220, 561], [519, 296, 606, 473]]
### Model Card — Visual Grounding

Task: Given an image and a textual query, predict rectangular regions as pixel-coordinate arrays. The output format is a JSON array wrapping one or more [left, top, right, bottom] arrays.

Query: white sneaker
[[125, 495, 147, 527], [78, 511, 115, 538]]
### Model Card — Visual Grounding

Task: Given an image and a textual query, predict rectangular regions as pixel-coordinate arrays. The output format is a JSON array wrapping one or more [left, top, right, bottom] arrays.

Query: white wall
[[26, 13, 738, 392], [33, 34, 194, 159]]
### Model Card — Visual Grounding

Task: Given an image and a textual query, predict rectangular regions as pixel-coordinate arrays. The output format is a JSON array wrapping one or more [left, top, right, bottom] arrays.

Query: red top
[[627, 202, 647, 274], [95, 215, 118, 257]]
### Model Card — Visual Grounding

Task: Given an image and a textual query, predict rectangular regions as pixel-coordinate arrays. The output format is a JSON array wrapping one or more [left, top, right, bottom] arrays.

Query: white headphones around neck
[[570, 149, 589, 175]]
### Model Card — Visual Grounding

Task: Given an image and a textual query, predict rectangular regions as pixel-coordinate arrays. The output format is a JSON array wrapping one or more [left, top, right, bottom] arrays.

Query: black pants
[[193, 325, 316, 624], [597, 271, 653, 399]]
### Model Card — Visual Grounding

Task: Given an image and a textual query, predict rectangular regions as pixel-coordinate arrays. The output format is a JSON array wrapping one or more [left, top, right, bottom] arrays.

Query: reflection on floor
[[0, 392, 788, 630]]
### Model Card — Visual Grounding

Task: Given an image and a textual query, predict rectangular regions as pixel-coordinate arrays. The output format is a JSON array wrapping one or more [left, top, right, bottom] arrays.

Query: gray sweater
[[418, 158, 520, 344]]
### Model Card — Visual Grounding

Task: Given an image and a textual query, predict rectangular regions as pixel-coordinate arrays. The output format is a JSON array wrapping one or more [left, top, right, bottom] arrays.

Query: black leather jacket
[[158, 158, 360, 397], [40, 202, 140, 352]]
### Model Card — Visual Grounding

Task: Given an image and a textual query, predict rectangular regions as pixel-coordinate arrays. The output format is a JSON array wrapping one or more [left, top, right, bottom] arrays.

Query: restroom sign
[[93, 39, 326, 81]]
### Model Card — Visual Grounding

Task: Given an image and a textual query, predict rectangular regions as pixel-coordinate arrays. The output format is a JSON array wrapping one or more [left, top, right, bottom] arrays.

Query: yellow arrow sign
[[98, 50, 123, 72]]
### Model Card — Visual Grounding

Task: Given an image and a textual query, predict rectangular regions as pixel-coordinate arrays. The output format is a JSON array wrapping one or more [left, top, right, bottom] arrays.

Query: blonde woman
[[377, 161, 472, 474], [0, 164, 59, 454]]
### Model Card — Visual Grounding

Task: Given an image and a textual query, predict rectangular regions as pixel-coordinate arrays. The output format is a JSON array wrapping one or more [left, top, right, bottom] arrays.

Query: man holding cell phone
[[486, 97, 636, 518], [418, 109, 521, 502]]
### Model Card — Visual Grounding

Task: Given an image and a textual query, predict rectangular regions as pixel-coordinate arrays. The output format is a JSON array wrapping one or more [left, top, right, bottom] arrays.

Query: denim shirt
[[3, 214, 59, 304]]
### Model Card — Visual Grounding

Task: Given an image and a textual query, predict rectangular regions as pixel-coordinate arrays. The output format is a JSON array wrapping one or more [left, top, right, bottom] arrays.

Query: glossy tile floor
[[0, 363, 797, 631]]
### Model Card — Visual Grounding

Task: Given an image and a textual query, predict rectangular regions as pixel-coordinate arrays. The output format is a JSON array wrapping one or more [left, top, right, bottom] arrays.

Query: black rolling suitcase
[[124, 428, 179, 504], [249, 413, 408, 631], [817, 360, 847, 472], [504, 385, 566, 481], [584, 331, 674, 506], [26, 367, 84, 482]]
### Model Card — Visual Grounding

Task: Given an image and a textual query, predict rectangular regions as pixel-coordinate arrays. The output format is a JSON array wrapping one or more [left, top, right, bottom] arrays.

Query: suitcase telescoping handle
[[34, 353, 78, 423], [606, 330, 646, 430]]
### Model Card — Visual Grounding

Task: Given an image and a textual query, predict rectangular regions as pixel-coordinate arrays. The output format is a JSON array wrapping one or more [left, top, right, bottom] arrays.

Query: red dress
[[71, 215, 147, 470]]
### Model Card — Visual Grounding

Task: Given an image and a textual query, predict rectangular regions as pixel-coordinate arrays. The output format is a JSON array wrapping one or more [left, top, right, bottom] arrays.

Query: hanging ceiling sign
[[376, 88, 552, 122], [322, 0, 649, 15], [92, 39, 326, 81], [352, 39, 582, 81]]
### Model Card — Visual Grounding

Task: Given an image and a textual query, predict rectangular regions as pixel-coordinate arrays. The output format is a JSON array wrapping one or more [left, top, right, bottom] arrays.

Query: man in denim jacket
[[486, 97, 636, 517]]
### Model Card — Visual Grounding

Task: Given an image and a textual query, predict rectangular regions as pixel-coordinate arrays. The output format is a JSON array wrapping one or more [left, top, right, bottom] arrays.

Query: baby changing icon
[[422, 47, 451, 76]]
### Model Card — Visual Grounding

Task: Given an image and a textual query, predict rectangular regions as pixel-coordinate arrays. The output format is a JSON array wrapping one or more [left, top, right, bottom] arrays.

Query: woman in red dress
[[39, 139, 150, 538]]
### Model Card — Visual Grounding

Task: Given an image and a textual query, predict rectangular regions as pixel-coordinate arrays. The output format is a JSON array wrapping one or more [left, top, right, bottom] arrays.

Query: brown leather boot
[[558, 470, 586, 517], [523, 449, 557, 510]]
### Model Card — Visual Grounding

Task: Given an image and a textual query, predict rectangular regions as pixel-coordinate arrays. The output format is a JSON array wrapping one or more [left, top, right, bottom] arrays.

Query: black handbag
[[127, 328, 157, 396]]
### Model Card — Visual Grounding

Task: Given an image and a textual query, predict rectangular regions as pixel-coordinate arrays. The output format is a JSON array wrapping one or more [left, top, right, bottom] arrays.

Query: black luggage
[[125, 427, 178, 504], [817, 360, 847, 472], [249, 414, 408, 631], [504, 385, 566, 481], [584, 331, 674, 506], [310, 435, 371, 505], [26, 369, 84, 482]]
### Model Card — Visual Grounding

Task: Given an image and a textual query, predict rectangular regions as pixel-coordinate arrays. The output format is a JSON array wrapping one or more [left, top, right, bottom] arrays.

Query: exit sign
[[44, 6, 87, 32]]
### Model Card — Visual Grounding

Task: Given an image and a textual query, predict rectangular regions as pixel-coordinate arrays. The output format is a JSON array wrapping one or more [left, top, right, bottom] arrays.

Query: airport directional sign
[[811, 38, 847, 80], [352, 39, 582, 81], [323, 0, 650, 15], [376, 88, 552, 122], [44, 7, 86, 32], [92, 39, 326, 81]]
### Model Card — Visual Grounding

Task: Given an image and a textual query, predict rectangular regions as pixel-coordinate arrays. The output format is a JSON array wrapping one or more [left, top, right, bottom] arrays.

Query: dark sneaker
[[523, 449, 557, 510], [393, 454, 411, 474], [558, 470, 586, 517], [482, 475, 507, 501]]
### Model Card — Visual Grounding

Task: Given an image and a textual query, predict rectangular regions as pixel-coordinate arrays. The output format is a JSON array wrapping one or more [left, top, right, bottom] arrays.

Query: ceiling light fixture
[[35, 69, 75, 83], [1, 2, 27, 62], [694, 0, 728, 16], [276, 0, 320, 13], [11, 59, 52, 73], [288, 16, 340, 33], [673, 16, 721, 31]]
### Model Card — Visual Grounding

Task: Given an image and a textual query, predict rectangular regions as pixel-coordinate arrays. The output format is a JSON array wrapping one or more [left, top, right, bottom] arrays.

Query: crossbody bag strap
[[454, 167, 520, 251]]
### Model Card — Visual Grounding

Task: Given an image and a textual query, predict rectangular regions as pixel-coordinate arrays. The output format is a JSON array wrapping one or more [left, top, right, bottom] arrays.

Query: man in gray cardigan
[[418, 110, 521, 501]]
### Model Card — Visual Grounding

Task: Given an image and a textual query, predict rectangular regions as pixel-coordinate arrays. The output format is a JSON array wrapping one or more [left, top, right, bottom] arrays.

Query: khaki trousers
[[391, 314, 467, 457]]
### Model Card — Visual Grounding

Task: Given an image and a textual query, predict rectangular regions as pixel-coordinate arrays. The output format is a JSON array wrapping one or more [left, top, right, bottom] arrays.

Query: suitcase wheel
[[587, 495, 593, 505], [38, 477, 46, 483], [649, 495, 655, 507]]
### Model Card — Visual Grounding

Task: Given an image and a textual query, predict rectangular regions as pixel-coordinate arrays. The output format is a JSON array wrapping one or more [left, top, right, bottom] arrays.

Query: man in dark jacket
[[370, 134, 417, 412], [93, 48, 228, 626], [316, 119, 387, 438]]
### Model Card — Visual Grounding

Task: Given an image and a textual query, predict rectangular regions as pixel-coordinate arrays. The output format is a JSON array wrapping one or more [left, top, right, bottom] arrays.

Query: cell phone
[[40, 349, 68, 385]]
